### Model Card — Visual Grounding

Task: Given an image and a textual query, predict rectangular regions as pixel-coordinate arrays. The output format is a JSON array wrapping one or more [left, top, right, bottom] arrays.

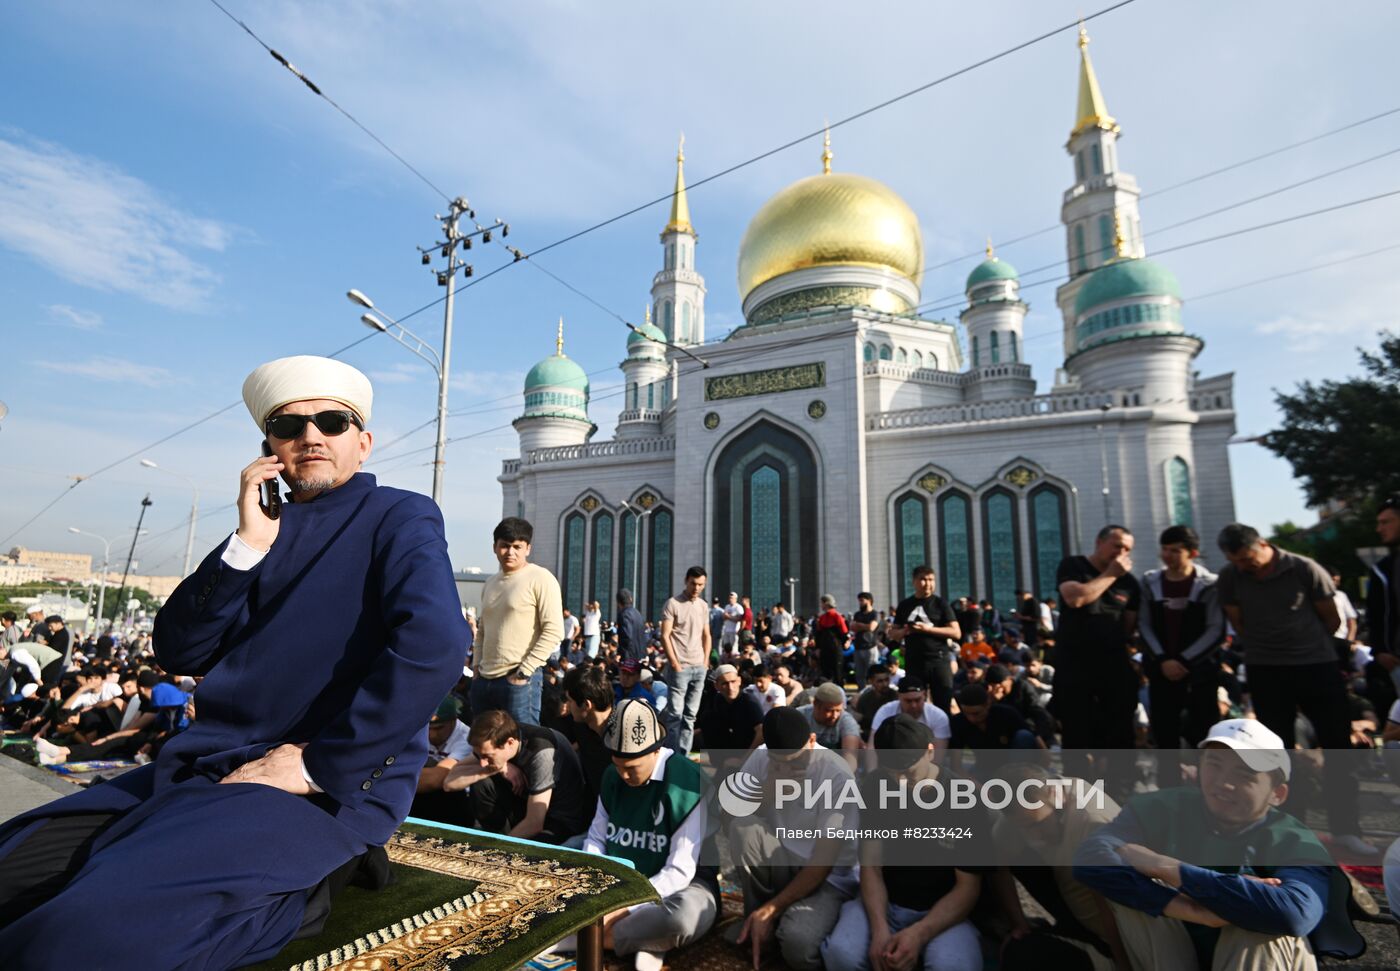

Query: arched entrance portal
[[712, 420, 818, 616]]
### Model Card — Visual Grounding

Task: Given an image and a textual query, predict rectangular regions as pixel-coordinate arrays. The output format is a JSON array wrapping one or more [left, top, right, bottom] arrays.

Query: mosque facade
[[499, 30, 1237, 620]]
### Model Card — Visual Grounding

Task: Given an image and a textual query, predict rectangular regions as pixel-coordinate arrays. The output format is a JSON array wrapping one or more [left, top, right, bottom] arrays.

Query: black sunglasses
[[264, 409, 363, 440]]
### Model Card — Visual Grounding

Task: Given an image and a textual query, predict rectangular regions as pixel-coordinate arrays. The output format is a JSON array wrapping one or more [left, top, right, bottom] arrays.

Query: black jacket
[[1366, 553, 1397, 656], [1138, 567, 1224, 668]]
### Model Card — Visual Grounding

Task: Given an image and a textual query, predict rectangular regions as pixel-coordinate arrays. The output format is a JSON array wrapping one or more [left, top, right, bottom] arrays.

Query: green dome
[[966, 256, 1019, 291], [1074, 257, 1181, 317], [627, 321, 667, 348], [524, 354, 589, 392]]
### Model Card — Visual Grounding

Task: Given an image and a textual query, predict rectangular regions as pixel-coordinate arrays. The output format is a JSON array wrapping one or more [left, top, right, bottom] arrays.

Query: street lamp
[[619, 500, 654, 607], [786, 577, 799, 614], [139, 458, 200, 577], [348, 289, 449, 505], [68, 527, 112, 632]]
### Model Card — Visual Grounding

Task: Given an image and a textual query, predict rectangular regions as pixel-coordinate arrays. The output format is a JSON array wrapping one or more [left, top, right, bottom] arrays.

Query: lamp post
[[786, 577, 799, 615], [619, 500, 654, 609], [348, 289, 448, 505], [68, 527, 112, 631], [1095, 403, 1113, 523], [139, 458, 200, 577]]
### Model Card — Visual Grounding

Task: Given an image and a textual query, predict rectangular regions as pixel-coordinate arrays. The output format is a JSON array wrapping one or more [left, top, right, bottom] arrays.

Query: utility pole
[[429, 199, 466, 506], [115, 495, 153, 629]]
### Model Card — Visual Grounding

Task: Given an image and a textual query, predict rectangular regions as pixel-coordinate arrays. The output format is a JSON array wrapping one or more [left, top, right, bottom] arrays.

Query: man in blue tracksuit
[[0, 356, 466, 970]]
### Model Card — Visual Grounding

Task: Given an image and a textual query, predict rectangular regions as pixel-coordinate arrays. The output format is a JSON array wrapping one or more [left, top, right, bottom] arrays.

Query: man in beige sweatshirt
[[471, 518, 563, 726]]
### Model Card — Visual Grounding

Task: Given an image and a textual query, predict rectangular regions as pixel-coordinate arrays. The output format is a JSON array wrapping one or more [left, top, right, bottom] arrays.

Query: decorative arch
[[980, 486, 1021, 614], [878, 344, 893, 361], [863, 342, 876, 363], [1168, 456, 1194, 527], [561, 511, 586, 616], [1028, 483, 1069, 600], [709, 416, 819, 615], [896, 347, 908, 364], [662, 300, 674, 339], [647, 506, 673, 621], [681, 302, 692, 343], [887, 465, 968, 605], [912, 349, 924, 369]]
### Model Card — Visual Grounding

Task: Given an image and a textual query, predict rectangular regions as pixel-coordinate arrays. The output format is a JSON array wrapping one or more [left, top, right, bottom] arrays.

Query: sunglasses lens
[[314, 412, 353, 435], [266, 415, 306, 439]]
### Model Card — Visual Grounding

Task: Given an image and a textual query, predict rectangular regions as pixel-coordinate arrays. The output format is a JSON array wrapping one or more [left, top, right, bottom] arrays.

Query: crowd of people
[[7, 502, 1400, 971]]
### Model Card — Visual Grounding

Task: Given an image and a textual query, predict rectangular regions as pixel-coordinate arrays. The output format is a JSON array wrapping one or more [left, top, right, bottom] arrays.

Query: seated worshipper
[[993, 763, 1128, 971], [984, 662, 1057, 745], [822, 714, 990, 971], [1074, 718, 1362, 970], [639, 666, 668, 714], [773, 661, 804, 702], [744, 663, 787, 714], [563, 662, 617, 810], [959, 629, 997, 667], [409, 696, 475, 827], [0, 355, 467, 971], [797, 682, 862, 771], [582, 700, 718, 971], [695, 664, 765, 775], [854, 662, 897, 740], [947, 682, 1043, 776], [616, 658, 655, 707], [727, 706, 859, 971], [1022, 655, 1055, 707], [32, 681, 191, 767], [446, 709, 590, 844], [999, 628, 1034, 667], [866, 676, 950, 768]]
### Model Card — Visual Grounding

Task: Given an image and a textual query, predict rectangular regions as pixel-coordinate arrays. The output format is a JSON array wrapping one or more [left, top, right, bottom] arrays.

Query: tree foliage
[[1262, 331, 1400, 508]]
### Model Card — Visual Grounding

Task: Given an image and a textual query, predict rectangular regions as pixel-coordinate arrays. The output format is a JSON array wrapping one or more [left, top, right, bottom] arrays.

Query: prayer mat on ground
[[249, 821, 659, 971], [43, 759, 140, 777]]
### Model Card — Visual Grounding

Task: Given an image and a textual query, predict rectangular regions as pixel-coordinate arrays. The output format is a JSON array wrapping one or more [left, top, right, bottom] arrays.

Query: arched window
[[990, 331, 1001, 364], [662, 301, 674, 338], [647, 382, 654, 410], [618, 510, 637, 597], [681, 302, 692, 343], [981, 488, 1021, 614], [1074, 224, 1087, 274], [863, 342, 875, 363], [1169, 457, 1194, 527], [879, 345, 893, 361], [749, 466, 783, 611], [1029, 484, 1068, 600], [1009, 332, 1019, 363], [937, 491, 974, 603], [927, 353, 939, 370], [648, 508, 673, 621], [1091, 143, 1103, 175], [972, 335, 980, 368], [562, 512, 586, 615], [896, 347, 908, 364], [1098, 214, 1113, 261], [1074, 151, 1085, 182], [896, 492, 929, 601], [912, 350, 923, 368], [590, 512, 614, 610], [665, 243, 674, 270], [629, 383, 638, 410]]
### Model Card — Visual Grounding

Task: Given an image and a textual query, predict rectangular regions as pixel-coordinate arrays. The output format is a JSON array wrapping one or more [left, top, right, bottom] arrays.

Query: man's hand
[[503, 761, 527, 797], [883, 925, 928, 971], [867, 925, 891, 971], [506, 671, 530, 686], [219, 742, 311, 795], [735, 900, 780, 970], [1103, 552, 1133, 578], [236, 453, 284, 551], [1161, 659, 1189, 682], [1116, 843, 1180, 886]]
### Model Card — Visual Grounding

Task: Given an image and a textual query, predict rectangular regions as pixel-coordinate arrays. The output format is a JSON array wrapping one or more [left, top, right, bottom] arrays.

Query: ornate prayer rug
[[250, 821, 658, 971]]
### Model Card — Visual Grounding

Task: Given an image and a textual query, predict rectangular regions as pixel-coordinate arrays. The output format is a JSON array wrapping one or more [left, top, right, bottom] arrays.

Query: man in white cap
[[578, 698, 717, 971], [0, 355, 467, 971], [1074, 718, 1363, 969]]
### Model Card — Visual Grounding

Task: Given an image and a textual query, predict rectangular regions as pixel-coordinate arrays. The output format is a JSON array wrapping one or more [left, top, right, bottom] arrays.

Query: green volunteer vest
[[600, 752, 706, 879]]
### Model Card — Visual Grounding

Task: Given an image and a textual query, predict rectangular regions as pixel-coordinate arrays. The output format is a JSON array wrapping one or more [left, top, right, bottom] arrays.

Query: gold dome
[[737, 171, 924, 304]]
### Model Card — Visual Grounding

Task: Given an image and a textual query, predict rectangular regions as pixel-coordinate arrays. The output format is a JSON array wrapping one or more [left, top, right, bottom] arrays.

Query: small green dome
[[1074, 257, 1181, 316], [524, 354, 589, 392], [627, 321, 667, 348], [966, 256, 1019, 291]]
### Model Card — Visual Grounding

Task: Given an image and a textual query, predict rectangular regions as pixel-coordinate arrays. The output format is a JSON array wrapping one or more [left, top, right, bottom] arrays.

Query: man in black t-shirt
[[890, 565, 962, 710], [947, 682, 1042, 776], [850, 592, 880, 690], [1053, 525, 1141, 785]]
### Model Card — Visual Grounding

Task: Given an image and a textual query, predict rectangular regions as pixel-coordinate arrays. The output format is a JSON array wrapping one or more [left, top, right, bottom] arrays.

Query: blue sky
[[4, 1, 1399, 577]]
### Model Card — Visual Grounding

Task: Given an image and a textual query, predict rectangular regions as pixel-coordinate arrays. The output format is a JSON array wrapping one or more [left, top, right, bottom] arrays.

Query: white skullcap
[[241, 355, 373, 429]]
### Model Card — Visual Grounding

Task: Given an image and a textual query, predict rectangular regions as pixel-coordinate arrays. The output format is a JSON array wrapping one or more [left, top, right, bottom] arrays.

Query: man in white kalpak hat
[[0, 356, 467, 970]]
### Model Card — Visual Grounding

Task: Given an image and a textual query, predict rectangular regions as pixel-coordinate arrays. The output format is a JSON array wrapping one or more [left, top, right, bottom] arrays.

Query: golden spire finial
[[1071, 19, 1118, 139], [821, 125, 833, 175], [644, 303, 652, 326], [985, 237, 995, 259], [664, 132, 693, 234], [556, 316, 564, 356], [1078, 18, 1089, 51], [1112, 214, 1128, 259]]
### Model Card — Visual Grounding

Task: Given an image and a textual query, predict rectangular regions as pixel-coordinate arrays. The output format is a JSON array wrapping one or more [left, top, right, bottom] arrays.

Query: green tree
[[1262, 331, 1400, 508]]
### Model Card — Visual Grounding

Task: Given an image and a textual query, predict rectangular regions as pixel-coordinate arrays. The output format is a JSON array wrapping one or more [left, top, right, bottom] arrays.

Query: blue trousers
[[0, 764, 366, 971], [469, 668, 542, 725]]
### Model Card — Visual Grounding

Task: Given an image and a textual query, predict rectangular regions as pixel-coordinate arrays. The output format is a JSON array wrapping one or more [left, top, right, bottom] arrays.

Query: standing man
[[1055, 525, 1141, 788], [1365, 496, 1400, 702], [889, 565, 962, 711], [581, 600, 602, 659], [769, 601, 795, 651], [850, 592, 880, 690], [660, 566, 712, 754], [721, 592, 744, 654], [1139, 526, 1224, 785], [0, 355, 466, 970], [473, 517, 564, 727], [615, 589, 647, 664], [1217, 523, 1376, 856]]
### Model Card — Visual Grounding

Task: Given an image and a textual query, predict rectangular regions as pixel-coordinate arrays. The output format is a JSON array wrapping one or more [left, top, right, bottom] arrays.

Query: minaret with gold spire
[[516, 316, 594, 453], [651, 133, 707, 348], [1054, 22, 1145, 361]]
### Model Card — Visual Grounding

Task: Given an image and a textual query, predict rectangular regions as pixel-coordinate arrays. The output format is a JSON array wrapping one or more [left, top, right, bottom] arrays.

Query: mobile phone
[[260, 441, 282, 520]]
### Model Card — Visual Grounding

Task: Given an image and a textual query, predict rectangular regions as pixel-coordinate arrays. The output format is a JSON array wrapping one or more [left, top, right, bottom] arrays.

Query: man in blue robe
[[0, 355, 467, 970]]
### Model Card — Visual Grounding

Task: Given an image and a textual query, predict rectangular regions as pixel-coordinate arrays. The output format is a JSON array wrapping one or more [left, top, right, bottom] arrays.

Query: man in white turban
[[0, 356, 468, 971]]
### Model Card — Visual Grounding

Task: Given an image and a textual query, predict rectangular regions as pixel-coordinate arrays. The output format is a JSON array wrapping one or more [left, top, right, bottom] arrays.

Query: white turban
[[241, 355, 373, 430]]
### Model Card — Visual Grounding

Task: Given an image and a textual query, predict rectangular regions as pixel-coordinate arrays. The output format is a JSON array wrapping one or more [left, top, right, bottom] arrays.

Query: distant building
[[7, 547, 93, 581], [0, 562, 45, 585]]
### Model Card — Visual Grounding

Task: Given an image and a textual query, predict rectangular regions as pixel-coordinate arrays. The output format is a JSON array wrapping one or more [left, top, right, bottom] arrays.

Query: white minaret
[[616, 305, 671, 439], [1054, 23, 1144, 358], [961, 240, 1034, 401], [514, 319, 594, 456], [651, 135, 706, 346]]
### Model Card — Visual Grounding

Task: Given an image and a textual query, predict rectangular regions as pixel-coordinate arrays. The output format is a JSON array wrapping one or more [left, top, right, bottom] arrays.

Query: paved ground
[[0, 756, 69, 823]]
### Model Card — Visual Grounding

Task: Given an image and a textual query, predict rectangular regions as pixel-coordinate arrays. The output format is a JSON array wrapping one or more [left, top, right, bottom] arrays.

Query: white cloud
[[44, 304, 103, 330], [0, 131, 235, 310], [369, 362, 431, 385], [35, 356, 179, 388], [450, 369, 525, 397]]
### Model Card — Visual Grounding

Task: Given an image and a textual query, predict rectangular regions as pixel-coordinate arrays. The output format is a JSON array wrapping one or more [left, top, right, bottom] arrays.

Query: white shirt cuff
[[301, 761, 324, 793], [221, 532, 270, 571]]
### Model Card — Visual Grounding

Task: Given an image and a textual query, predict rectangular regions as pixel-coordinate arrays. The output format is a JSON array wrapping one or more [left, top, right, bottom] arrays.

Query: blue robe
[[0, 473, 467, 969]]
